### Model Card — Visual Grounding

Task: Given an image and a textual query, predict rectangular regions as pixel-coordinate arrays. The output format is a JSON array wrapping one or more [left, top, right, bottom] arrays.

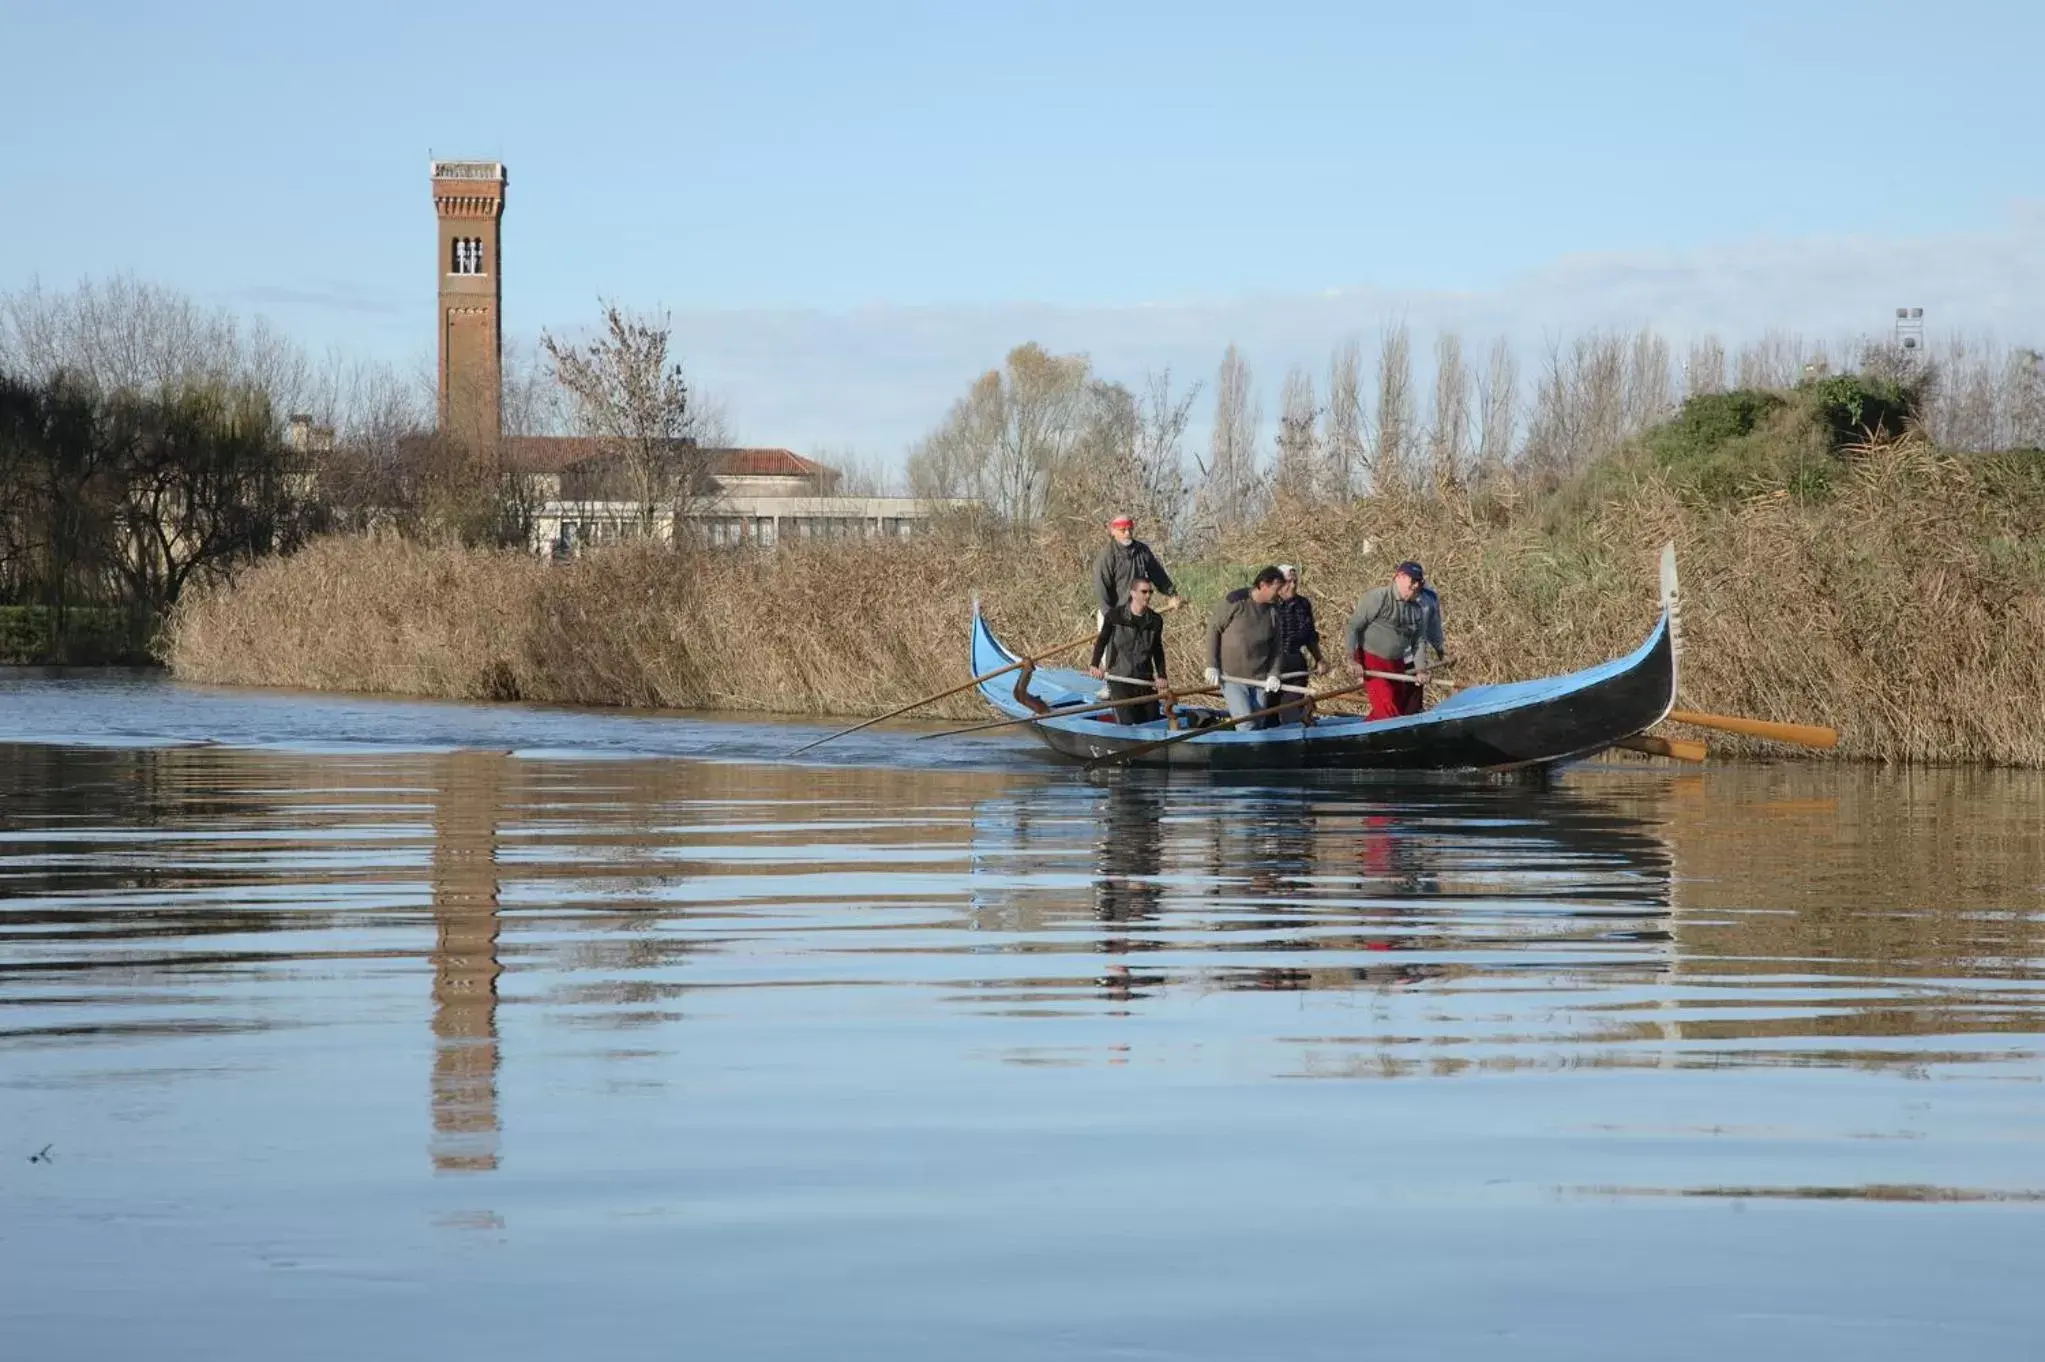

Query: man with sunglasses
[[1088, 578, 1171, 724]]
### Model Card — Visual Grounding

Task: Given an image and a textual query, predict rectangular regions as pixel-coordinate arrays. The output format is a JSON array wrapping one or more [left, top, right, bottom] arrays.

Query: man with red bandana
[[1092, 515, 1180, 619]]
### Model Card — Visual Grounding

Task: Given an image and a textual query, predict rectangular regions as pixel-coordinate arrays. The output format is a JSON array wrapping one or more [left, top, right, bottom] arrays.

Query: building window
[[451, 237, 485, 275]]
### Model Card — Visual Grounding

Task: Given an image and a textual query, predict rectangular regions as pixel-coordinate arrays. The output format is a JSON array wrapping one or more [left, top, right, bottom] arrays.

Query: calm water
[[3, 671, 2044, 1359]]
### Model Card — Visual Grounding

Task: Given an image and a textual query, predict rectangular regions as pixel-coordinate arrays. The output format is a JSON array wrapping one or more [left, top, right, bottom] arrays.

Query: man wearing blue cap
[[1344, 560, 1444, 720]]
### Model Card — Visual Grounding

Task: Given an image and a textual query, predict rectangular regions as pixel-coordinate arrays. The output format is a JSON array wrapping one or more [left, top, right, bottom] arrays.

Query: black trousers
[[1107, 679, 1162, 725]]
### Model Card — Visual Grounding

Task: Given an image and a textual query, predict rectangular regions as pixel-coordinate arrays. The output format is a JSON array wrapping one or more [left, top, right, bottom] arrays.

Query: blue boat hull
[[971, 597, 1678, 772]]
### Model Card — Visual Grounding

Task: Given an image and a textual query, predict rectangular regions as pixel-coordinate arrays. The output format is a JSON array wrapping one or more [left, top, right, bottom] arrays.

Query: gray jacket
[[1207, 593, 1280, 679], [1344, 585, 1443, 668], [1093, 539, 1176, 612]]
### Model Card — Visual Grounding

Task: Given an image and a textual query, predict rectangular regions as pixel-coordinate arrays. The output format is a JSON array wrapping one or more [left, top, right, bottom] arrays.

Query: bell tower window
[[451, 237, 485, 275]]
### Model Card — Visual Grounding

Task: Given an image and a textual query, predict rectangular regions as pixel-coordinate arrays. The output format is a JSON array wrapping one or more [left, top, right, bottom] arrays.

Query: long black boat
[[970, 543, 1682, 772]]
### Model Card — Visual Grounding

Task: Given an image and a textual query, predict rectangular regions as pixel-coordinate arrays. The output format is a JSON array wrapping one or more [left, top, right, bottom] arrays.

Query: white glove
[[1262, 673, 1281, 694], [1202, 667, 1220, 686], [1095, 686, 1111, 701]]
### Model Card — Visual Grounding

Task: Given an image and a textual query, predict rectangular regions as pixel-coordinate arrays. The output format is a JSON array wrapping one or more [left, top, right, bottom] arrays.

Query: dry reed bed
[[167, 441, 2045, 764]]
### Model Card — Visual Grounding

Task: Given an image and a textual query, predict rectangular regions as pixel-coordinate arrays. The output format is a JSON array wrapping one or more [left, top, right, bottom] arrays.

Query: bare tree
[[1428, 332, 1471, 490], [1521, 332, 1629, 479], [1475, 336, 1518, 475], [1051, 379, 1140, 534], [1735, 329, 1810, 391], [542, 302, 703, 537], [905, 342, 1090, 523], [1323, 338, 1364, 501], [1272, 365, 1321, 502], [1684, 335, 1726, 398], [298, 355, 432, 534], [2011, 348, 2045, 449], [1904, 333, 2045, 452], [1372, 323, 1413, 493], [1623, 328, 1673, 432], [804, 447, 893, 497], [500, 336, 567, 440], [0, 274, 313, 413], [1132, 368, 1198, 540], [1195, 344, 1262, 533]]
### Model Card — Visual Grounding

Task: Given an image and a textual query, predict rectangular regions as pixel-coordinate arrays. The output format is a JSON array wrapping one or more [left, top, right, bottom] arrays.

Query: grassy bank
[[165, 418, 2045, 764]]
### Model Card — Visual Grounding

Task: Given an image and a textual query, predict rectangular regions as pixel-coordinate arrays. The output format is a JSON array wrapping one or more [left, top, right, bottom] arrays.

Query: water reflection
[[10, 698, 2045, 1354], [2, 740, 2043, 1194], [970, 775, 1680, 1020], [428, 751, 505, 1174]]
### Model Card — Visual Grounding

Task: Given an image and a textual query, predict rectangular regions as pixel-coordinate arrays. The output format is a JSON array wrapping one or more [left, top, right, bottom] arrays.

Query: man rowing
[[1093, 514, 1181, 619], [1203, 566, 1285, 728], [1267, 564, 1325, 725], [1088, 578, 1171, 724], [1345, 559, 1445, 721]]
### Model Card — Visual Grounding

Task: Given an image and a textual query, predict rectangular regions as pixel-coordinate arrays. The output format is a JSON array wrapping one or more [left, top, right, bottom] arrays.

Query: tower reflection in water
[[429, 751, 506, 1174]]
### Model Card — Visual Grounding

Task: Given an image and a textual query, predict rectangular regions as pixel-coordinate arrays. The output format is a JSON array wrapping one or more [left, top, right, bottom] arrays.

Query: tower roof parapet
[[430, 160, 506, 182], [432, 160, 507, 217]]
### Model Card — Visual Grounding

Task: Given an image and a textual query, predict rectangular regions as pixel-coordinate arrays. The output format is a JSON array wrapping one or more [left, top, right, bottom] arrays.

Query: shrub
[[1632, 389, 1826, 503], [1797, 373, 1917, 447]]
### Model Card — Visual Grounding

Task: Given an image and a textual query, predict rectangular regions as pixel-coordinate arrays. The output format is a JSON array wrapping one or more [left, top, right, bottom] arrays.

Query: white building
[[506, 442, 970, 556]]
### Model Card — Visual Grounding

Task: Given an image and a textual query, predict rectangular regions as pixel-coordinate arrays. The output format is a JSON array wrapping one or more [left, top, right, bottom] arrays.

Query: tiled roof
[[501, 438, 829, 480], [710, 448, 829, 478]]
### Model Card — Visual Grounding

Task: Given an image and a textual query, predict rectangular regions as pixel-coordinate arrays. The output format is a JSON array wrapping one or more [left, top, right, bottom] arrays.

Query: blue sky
[[2, 0, 2039, 455]]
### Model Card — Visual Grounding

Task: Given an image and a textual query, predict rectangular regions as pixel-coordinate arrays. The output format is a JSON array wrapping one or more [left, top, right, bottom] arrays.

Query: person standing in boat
[[1204, 567, 1286, 728], [1093, 515, 1181, 621], [1270, 565, 1325, 725], [1088, 578, 1172, 725], [1275, 565, 1326, 677], [1345, 560, 1443, 721]]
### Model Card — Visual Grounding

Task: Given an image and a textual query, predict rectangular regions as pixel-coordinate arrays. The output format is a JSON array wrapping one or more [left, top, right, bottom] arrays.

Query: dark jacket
[[1207, 591, 1279, 679], [1274, 594, 1321, 670], [1091, 605, 1167, 681], [1093, 538, 1176, 612]]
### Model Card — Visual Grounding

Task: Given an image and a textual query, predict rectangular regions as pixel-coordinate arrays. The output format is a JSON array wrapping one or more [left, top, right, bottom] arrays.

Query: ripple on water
[[2, 687, 2045, 1358]]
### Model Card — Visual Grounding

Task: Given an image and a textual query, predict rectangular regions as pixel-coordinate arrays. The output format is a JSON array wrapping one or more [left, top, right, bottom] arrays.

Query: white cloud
[[662, 210, 2043, 460]]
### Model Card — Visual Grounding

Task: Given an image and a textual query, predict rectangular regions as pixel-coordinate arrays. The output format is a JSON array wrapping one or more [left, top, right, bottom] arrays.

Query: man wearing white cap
[[1273, 565, 1324, 679], [1093, 514, 1181, 617]]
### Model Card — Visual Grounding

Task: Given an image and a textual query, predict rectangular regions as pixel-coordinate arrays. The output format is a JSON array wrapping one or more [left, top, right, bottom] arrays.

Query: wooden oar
[[919, 683, 1218, 739], [1665, 708, 1838, 750], [1615, 734, 1708, 762], [784, 625, 1097, 756], [1223, 667, 1453, 697], [1085, 679, 1372, 769], [1355, 668, 1456, 688], [1221, 673, 1313, 697]]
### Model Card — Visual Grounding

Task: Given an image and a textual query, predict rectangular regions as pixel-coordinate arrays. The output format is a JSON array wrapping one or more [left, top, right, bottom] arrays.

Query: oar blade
[[1615, 733, 1708, 762], [1665, 708, 1837, 749]]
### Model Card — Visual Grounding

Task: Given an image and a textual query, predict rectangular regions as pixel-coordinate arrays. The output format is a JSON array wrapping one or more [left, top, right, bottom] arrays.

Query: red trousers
[[1355, 650, 1422, 721]]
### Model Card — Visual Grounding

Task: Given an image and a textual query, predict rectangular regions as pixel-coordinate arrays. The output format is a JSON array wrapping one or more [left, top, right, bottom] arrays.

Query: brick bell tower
[[430, 159, 506, 453]]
